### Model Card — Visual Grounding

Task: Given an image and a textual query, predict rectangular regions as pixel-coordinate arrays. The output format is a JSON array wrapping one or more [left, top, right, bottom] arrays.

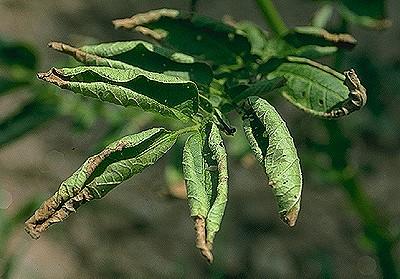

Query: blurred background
[[0, 0, 399, 278]]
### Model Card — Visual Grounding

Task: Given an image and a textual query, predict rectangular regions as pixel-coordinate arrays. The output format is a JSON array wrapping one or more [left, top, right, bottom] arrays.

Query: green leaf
[[113, 9, 251, 67], [37, 66, 200, 120], [338, 0, 391, 30], [226, 20, 269, 57], [229, 23, 346, 60], [182, 123, 228, 263], [0, 97, 58, 148], [48, 41, 213, 90], [242, 96, 302, 226], [259, 56, 367, 118], [263, 35, 339, 60], [25, 127, 180, 239], [233, 20, 354, 59]]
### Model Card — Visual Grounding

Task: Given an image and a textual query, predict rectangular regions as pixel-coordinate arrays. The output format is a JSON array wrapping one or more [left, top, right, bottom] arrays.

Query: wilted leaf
[[243, 96, 302, 226], [37, 66, 200, 120], [113, 9, 251, 66], [183, 123, 228, 262], [0, 97, 58, 148], [259, 56, 367, 118], [261, 36, 338, 60], [48, 41, 213, 89], [284, 26, 357, 50], [223, 20, 342, 60], [25, 127, 179, 239]]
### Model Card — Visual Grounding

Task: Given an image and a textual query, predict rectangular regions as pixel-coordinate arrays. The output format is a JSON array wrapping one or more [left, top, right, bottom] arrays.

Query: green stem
[[255, 0, 288, 36]]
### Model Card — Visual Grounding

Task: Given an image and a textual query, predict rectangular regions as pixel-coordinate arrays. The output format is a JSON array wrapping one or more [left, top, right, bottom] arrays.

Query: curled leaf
[[243, 97, 302, 226], [262, 37, 338, 61], [25, 127, 179, 239], [37, 66, 200, 120], [284, 26, 357, 50], [182, 123, 228, 262], [259, 56, 367, 118], [48, 41, 212, 89], [113, 9, 251, 66]]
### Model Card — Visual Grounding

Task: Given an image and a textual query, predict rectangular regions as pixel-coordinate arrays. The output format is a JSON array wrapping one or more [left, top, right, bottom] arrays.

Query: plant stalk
[[255, 0, 288, 36]]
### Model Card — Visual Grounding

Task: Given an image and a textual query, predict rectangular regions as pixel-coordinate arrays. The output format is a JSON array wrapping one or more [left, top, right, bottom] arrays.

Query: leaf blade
[[48, 41, 213, 89], [113, 9, 251, 67], [38, 66, 200, 120], [182, 123, 228, 263], [260, 56, 367, 118], [25, 127, 179, 239], [243, 97, 302, 226]]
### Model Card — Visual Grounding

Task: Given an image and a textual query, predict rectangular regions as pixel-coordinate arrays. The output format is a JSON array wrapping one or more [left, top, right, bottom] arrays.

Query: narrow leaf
[[284, 26, 357, 50], [243, 96, 302, 226], [113, 9, 251, 66], [48, 41, 213, 89], [37, 66, 200, 120], [262, 37, 338, 60], [25, 127, 179, 239], [206, 124, 228, 244], [259, 56, 367, 118], [182, 123, 228, 262]]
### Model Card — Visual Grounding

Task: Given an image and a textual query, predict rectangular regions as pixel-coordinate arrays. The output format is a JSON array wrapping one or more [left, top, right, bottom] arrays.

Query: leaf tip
[[37, 68, 67, 87], [24, 220, 41, 239], [112, 9, 179, 30], [47, 41, 62, 51], [281, 201, 300, 227], [194, 216, 214, 263]]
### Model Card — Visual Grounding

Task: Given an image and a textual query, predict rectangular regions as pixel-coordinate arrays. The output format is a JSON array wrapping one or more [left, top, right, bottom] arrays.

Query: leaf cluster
[[25, 8, 367, 262]]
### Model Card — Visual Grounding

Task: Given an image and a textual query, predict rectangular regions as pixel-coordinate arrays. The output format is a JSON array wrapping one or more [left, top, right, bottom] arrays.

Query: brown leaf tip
[[24, 188, 93, 239], [344, 68, 367, 109], [47, 41, 64, 51], [113, 9, 179, 29], [194, 216, 214, 263], [281, 202, 300, 227], [37, 68, 67, 88]]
